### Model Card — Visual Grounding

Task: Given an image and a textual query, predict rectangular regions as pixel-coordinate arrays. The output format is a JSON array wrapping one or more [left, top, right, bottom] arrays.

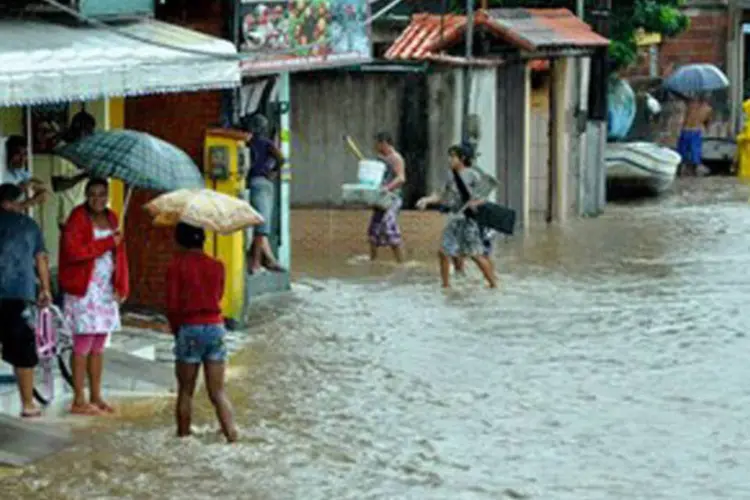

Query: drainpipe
[[461, 0, 474, 142]]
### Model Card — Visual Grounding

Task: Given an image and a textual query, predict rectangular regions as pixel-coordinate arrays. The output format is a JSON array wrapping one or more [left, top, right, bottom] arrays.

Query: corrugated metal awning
[[0, 19, 240, 107]]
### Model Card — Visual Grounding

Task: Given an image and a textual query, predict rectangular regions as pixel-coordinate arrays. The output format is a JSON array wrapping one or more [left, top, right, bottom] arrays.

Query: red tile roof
[[488, 8, 610, 50], [384, 13, 469, 61], [385, 8, 609, 63]]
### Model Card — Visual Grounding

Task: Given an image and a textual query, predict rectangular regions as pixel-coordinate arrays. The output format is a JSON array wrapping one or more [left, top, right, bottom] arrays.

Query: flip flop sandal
[[20, 408, 42, 419], [265, 263, 286, 273]]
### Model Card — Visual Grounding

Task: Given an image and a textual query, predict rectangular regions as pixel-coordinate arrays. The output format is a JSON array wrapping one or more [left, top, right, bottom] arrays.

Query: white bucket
[[357, 159, 386, 187]]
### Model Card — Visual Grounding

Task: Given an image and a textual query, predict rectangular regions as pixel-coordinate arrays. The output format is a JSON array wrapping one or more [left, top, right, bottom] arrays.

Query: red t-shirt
[[165, 251, 225, 333]]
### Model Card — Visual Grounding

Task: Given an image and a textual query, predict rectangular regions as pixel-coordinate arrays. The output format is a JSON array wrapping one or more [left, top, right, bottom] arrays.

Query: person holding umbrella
[[144, 188, 262, 443], [663, 64, 728, 176], [58, 178, 128, 415], [677, 94, 713, 176], [166, 223, 238, 443]]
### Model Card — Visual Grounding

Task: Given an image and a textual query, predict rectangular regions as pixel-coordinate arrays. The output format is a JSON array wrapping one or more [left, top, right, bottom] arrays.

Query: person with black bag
[[416, 145, 497, 289]]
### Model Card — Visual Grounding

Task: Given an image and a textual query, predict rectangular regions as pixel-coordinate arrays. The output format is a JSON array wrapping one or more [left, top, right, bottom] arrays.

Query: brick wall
[[623, 7, 732, 144], [123, 0, 226, 308], [124, 91, 223, 308], [660, 8, 728, 73], [625, 7, 729, 79]]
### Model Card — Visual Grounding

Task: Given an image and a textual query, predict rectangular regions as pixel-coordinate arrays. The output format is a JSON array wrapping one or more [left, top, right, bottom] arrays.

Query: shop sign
[[237, 0, 371, 74]]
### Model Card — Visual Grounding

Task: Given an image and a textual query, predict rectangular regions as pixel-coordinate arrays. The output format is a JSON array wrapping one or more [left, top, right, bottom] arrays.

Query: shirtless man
[[677, 95, 712, 176]]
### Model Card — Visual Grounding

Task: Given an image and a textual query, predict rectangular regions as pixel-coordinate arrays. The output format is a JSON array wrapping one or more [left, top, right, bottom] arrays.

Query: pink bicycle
[[33, 305, 74, 406]]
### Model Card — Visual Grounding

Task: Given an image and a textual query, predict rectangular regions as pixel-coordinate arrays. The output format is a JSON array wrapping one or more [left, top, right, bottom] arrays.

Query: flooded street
[[5, 178, 750, 499]]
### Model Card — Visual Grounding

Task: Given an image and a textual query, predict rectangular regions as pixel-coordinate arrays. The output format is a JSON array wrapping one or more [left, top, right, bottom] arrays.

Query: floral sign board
[[237, 0, 371, 74]]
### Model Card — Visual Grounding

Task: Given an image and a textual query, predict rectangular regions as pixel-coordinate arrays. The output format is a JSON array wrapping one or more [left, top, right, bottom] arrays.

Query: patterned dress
[[440, 168, 486, 258], [367, 151, 404, 247], [64, 227, 121, 336]]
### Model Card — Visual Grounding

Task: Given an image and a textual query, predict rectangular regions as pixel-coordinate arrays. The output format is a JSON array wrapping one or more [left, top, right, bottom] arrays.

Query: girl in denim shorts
[[165, 223, 237, 442]]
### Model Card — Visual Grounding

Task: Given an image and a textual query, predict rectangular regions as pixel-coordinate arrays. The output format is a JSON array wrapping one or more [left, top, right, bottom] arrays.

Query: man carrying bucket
[[368, 132, 406, 262]]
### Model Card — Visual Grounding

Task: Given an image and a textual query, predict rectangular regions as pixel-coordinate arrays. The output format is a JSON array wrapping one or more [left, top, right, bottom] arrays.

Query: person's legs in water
[[175, 362, 200, 437], [0, 300, 41, 417], [369, 199, 404, 262], [71, 334, 100, 415], [87, 334, 113, 413], [439, 250, 452, 288], [204, 361, 237, 443], [470, 255, 498, 288], [368, 209, 383, 261], [452, 257, 465, 275], [173, 325, 204, 437], [201, 324, 237, 442]]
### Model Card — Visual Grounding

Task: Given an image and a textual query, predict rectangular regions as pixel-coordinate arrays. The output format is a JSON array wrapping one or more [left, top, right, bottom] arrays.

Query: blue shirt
[[1, 167, 31, 186], [0, 210, 46, 301], [248, 137, 279, 179]]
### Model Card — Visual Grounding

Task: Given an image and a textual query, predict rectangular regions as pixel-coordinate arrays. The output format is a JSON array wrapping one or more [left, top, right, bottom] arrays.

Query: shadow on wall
[[626, 77, 732, 146]]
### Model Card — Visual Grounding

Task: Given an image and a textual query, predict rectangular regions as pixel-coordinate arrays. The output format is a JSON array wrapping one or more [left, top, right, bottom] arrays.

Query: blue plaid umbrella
[[53, 130, 204, 192], [663, 64, 729, 96]]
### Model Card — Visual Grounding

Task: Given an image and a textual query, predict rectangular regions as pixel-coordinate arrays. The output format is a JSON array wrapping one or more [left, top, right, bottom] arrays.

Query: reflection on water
[[5, 178, 750, 499]]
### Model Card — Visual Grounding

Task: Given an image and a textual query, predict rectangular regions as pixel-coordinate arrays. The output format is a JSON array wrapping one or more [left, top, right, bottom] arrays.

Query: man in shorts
[[0, 183, 52, 418]]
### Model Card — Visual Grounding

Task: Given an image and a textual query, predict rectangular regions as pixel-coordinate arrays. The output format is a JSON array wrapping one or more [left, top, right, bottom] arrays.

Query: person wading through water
[[677, 94, 712, 176], [368, 131, 406, 262], [416, 144, 497, 289]]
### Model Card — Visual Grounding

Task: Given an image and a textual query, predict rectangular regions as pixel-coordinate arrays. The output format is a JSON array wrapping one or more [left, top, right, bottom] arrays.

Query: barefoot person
[[416, 145, 497, 289], [677, 94, 712, 176], [166, 223, 238, 443], [0, 183, 52, 418], [59, 178, 128, 415], [368, 132, 406, 262]]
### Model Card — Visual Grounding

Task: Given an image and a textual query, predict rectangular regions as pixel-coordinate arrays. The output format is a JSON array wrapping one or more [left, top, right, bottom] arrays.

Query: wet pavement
[[3, 178, 750, 499]]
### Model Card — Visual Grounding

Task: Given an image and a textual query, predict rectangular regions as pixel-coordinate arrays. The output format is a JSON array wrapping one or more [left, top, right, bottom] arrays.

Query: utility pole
[[588, 0, 611, 214], [461, 0, 475, 143], [588, 0, 611, 120]]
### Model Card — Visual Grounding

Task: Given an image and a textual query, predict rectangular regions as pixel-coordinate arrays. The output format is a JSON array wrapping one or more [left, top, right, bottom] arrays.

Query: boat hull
[[605, 142, 681, 195]]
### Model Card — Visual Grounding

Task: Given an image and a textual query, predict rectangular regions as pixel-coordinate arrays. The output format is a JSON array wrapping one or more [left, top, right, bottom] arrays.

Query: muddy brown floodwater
[[4, 178, 750, 499]]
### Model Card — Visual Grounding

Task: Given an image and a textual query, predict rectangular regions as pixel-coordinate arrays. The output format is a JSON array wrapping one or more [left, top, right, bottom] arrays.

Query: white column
[[278, 72, 292, 269]]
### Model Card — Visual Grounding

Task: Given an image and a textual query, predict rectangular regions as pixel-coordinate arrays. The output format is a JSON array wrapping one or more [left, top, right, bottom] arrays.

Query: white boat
[[605, 141, 681, 195]]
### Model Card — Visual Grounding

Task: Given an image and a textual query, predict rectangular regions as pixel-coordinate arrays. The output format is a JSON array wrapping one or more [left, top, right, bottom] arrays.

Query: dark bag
[[452, 169, 517, 235]]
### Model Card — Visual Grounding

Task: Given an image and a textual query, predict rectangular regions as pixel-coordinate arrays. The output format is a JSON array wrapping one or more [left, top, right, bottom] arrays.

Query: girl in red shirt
[[166, 223, 237, 443]]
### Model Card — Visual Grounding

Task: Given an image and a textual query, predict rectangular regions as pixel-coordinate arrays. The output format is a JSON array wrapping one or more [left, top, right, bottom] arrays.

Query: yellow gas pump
[[737, 100, 750, 181], [203, 128, 251, 323]]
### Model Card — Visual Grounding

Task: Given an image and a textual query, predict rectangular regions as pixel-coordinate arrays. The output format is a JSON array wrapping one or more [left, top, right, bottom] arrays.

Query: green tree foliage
[[448, 0, 689, 69], [608, 0, 689, 68]]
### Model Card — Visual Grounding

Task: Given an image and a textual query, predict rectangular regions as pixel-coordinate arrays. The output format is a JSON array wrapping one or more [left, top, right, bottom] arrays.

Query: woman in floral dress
[[59, 178, 129, 415]]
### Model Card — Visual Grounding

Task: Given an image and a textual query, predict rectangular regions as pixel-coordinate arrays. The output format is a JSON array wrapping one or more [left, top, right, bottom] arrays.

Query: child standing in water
[[416, 145, 497, 289], [166, 223, 237, 443]]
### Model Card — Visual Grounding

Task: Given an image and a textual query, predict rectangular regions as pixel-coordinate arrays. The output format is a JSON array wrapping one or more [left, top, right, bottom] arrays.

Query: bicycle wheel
[[48, 305, 75, 390], [56, 345, 74, 389], [32, 358, 55, 406]]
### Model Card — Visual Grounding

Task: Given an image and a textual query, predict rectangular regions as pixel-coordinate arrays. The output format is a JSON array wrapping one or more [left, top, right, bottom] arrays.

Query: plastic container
[[357, 159, 386, 187], [341, 183, 396, 210]]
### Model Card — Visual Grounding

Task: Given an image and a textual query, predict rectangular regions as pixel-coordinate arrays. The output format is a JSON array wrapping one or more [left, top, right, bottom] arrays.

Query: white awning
[[0, 19, 241, 107]]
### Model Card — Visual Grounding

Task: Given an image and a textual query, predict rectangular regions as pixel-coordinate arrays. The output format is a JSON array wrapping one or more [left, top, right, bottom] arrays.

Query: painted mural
[[238, 0, 370, 74]]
